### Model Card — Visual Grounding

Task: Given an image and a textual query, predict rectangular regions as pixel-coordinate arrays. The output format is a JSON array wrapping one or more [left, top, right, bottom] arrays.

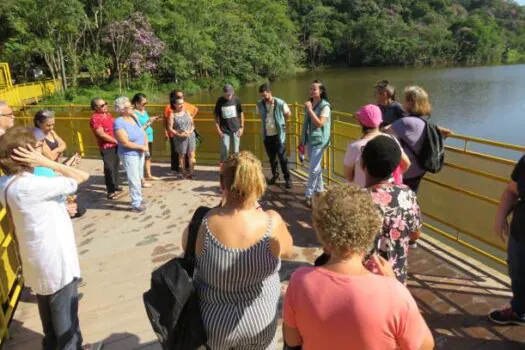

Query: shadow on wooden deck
[[4, 161, 524, 349]]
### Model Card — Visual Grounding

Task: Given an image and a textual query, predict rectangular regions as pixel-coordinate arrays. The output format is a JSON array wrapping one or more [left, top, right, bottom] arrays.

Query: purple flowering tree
[[102, 12, 165, 91]]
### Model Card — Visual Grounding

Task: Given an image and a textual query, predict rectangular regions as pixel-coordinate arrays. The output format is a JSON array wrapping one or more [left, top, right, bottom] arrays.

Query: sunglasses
[[0, 112, 14, 119], [96, 103, 107, 108]]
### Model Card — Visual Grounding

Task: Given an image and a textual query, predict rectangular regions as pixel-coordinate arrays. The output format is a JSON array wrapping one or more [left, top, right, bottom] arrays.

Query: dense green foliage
[[0, 0, 524, 94], [293, 0, 525, 67]]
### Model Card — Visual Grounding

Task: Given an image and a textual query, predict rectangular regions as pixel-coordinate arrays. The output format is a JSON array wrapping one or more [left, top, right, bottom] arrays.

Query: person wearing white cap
[[214, 84, 244, 168]]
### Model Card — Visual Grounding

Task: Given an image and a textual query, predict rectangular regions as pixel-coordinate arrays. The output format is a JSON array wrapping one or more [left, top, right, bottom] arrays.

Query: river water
[[193, 65, 525, 148]]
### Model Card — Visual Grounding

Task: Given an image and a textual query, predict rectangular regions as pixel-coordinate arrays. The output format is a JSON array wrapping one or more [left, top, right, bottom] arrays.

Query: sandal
[[142, 182, 152, 188], [107, 192, 117, 200]]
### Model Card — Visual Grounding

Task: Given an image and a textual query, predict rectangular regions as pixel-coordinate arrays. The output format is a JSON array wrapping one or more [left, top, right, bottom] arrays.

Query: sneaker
[[267, 175, 279, 185], [409, 240, 418, 249], [285, 179, 293, 189], [488, 307, 525, 326], [132, 204, 147, 213]]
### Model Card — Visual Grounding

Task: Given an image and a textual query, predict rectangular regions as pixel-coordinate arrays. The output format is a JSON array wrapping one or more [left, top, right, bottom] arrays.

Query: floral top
[[369, 181, 421, 284]]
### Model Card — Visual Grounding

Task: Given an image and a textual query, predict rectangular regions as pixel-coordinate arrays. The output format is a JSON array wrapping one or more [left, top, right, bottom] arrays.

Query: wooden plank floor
[[4, 159, 525, 349]]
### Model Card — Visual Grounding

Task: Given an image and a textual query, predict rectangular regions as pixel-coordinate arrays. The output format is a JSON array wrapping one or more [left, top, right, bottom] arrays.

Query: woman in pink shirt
[[343, 104, 410, 187], [283, 184, 434, 350]]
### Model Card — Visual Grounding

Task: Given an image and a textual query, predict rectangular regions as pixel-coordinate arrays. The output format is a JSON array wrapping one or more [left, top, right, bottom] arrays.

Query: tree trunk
[[117, 59, 122, 94], [58, 47, 68, 91]]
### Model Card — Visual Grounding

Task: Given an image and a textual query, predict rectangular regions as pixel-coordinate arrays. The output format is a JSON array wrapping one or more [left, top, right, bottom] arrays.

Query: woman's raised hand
[[12, 144, 51, 168]]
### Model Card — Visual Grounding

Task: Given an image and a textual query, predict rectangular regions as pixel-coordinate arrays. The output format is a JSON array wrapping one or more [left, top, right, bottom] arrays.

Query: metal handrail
[[13, 102, 520, 266]]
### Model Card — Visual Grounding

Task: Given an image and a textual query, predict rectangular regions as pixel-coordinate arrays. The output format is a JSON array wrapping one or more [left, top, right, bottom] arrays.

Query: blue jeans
[[305, 145, 325, 198], [508, 234, 525, 314], [37, 279, 82, 350], [121, 152, 145, 208], [220, 130, 240, 161]]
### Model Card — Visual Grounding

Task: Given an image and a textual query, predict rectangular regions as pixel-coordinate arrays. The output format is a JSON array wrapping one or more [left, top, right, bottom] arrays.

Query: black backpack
[[143, 206, 210, 350], [419, 119, 445, 173]]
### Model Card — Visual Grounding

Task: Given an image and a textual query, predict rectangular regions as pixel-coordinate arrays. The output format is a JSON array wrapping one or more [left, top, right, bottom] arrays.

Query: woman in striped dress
[[185, 151, 294, 349]]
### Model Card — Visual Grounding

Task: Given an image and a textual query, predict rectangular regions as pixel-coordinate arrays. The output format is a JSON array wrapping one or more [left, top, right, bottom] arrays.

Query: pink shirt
[[283, 267, 427, 350], [343, 138, 370, 187], [343, 134, 403, 187]]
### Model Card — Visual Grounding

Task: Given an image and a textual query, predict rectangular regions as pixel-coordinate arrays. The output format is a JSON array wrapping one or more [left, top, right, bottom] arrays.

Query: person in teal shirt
[[301, 80, 332, 207], [132, 93, 159, 181]]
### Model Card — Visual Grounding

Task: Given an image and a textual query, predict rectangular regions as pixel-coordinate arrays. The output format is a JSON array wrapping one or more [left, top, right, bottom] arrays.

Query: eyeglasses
[[0, 112, 14, 119], [96, 103, 107, 108], [142, 102, 148, 106], [176, 95, 184, 99]]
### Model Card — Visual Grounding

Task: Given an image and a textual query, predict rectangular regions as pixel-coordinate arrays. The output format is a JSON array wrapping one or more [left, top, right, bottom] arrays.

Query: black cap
[[362, 135, 401, 180]]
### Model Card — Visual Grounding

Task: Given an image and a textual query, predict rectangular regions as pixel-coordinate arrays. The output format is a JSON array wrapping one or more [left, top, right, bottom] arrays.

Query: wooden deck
[[4, 159, 525, 349]]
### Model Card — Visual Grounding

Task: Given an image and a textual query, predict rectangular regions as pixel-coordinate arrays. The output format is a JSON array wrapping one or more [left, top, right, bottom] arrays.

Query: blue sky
[[518, 0, 525, 5]]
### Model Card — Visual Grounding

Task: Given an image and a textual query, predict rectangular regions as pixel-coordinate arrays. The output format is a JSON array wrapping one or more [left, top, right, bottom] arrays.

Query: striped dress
[[194, 215, 281, 349]]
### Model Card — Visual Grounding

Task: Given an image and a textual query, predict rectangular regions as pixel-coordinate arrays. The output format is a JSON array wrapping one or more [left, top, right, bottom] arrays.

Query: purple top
[[392, 116, 426, 179]]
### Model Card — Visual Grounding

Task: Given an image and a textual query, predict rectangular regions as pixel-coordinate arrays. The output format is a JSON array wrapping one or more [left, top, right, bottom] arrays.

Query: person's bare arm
[[268, 210, 294, 258], [283, 324, 303, 348], [400, 150, 411, 173], [54, 131, 67, 153], [115, 129, 148, 152], [344, 164, 355, 182], [13, 145, 89, 185], [306, 105, 327, 127], [94, 126, 117, 144], [215, 115, 223, 138], [438, 126, 453, 138], [42, 142, 59, 161], [494, 181, 519, 242]]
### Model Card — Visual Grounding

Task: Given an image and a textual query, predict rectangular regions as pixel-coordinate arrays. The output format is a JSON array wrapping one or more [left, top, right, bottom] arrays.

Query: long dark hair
[[311, 79, 329, 102]]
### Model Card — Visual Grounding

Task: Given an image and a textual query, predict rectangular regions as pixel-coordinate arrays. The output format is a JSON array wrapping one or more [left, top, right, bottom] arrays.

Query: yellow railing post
[[76, 131, 85, 157]]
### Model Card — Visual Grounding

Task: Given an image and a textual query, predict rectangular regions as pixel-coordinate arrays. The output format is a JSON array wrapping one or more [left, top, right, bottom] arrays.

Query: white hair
[[114, 96, 130, 113]]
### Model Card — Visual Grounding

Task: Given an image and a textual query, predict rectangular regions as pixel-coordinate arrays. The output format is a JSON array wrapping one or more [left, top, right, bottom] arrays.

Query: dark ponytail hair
[[131, 93, 147, 106], [312, 79, 329, 102], [33, 109, 55, 128]]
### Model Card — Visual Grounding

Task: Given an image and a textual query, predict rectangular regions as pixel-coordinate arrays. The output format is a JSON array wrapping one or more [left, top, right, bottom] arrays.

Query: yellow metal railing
[[11, 103, 520, 268], [0, 80, 61, 107]]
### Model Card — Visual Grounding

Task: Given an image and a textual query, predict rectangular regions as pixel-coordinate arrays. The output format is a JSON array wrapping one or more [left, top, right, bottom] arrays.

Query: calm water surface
[[193, 65, 525, 147]]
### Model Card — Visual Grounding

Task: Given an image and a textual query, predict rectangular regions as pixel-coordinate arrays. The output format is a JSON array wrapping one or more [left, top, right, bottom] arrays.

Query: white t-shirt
[[0, 173, 80, 295], [257, 102, 291, 136]]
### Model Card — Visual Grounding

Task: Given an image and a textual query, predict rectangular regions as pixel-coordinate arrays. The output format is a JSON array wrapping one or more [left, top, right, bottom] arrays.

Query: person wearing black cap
[[362, 135, 422, 284], [214, 84, 244, 167], [314, 135, 421, 285]]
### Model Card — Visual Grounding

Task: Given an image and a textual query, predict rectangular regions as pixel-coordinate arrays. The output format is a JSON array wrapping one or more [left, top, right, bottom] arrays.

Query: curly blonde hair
[[313, 184, 382, 255], [404, 85, 432, 116], [221, 151, 266, 205]]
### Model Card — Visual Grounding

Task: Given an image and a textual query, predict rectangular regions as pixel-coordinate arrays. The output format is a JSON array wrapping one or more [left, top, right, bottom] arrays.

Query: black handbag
[[143, 206, 211, 349]]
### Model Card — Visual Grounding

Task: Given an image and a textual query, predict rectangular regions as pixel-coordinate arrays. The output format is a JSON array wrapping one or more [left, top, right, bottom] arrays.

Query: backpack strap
[[184, 206, 212, 260]]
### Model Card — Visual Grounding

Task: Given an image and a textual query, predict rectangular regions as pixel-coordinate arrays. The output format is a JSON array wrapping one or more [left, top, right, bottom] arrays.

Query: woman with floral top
[[362, 135, 422, 284]]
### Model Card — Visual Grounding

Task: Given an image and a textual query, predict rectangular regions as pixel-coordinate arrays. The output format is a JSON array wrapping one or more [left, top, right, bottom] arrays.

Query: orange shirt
[[164, 103, 198, 138]]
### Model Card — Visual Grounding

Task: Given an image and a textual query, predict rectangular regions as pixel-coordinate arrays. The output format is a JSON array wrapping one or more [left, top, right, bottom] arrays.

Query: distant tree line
[[0, 0, 524, 91]]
